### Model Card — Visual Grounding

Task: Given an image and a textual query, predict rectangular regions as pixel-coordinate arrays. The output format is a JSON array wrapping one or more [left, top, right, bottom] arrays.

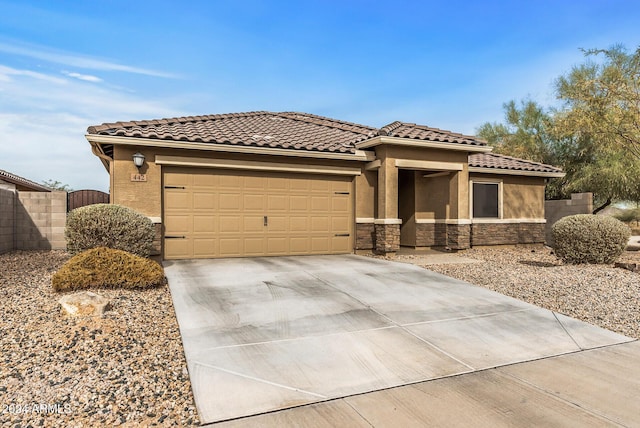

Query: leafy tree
[[555, 46, 640, 159], [42, 180, 73, 191], [562, 148, 640, 213], [477, 99, 570, 200], [477, 99, 556, 164], [476, 45, 640, 213]]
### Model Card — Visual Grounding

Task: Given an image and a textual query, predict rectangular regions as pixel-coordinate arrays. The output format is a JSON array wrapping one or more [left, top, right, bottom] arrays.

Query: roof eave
[[356, 136, 492, 153], [0, 174, 51, 192], [85, 134, 375, 162], [468, 166, 565, 178]]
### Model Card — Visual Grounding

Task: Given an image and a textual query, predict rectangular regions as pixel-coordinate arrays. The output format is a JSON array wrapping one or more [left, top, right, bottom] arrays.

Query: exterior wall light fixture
[[132, 152, 145, 169]]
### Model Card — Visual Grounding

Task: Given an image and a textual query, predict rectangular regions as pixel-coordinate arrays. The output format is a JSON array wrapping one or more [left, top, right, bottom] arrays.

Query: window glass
[[473, 182, 499, 218]]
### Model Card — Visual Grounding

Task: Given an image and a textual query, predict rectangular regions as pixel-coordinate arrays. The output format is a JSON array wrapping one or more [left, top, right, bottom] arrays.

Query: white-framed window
[[470, 180, 502, 219]]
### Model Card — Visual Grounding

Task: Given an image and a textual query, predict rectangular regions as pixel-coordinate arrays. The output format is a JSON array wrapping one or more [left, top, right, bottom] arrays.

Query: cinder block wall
[[16, 191, 67, 250], [544, 193, 593, 245], [0, 185, 16, 254]]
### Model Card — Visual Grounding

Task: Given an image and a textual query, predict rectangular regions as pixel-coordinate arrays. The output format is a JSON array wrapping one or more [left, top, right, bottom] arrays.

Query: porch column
[[375, 149, 401, 253], [446, 169, 470, 249]]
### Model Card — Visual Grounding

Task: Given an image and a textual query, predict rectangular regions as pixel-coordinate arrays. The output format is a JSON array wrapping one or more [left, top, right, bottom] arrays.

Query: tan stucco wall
[[112, 145, 163, 217], [503, 177, 545, 218], [470, 173, 546, 219], [355, 170, 376, 219], [415, 174, 449, 219]]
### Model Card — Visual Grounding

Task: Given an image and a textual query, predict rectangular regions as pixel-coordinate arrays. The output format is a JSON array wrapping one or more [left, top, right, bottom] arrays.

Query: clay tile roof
[[469, 152, 564, 174], [377, 121, 487, 146], [0, 169, 51, 192], [87, 111, 377, 155]]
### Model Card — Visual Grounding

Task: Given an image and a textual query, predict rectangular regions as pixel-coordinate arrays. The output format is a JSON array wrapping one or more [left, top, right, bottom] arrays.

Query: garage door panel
[[219, 216, 241, 233], [289, 237, 309, 253], [267, 216, 287, 232], [311, 237, 330, 251], [165, 215, 190, 234], [331, 217, 350, 232], [332, 197, 349, 212], [193, 216, 217, 233], [165, 192, 189, 210], [289, 179, 310, 191], [290, 217, 308, 231], [219, 194, 241, 210], [267, 195, 288, 211], [165, 239, 190, 259], [311, 217, 329, 232], [193, 174, 218, 187], [193, 192, 217, 209], [219, 175, 240, 189], [219, 239, 241, 256], [289, 196, 308, 211], [311, 180, 331, 192], [267, 237, 287, 254], [193, 239, 217, 256], [243, 216, 265, 233], [243, 194, 266, 211], [164, 173, 189, 187], [164, 168, 353, 259], [243, 238, 265, 255], [311, 196, 330, 212], [243, 176, 267, 190], [332, 236, 350, 252], [267, 176, 288, 191]]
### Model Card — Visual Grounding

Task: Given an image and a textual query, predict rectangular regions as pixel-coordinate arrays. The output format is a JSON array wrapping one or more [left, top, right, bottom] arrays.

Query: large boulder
[[59, 291, 110, 317]]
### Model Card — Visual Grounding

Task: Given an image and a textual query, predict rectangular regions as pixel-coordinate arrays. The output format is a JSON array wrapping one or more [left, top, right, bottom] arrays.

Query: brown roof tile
[[378, 121, 487, 146], [87, 111, 491, 154], [469, 153, 563, 174], [87, 111, 377, 155], [0, 169, 51, 192]]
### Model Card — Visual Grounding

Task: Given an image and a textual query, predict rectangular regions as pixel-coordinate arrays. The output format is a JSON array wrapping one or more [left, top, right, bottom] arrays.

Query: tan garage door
[[163, 167, 353, 259]]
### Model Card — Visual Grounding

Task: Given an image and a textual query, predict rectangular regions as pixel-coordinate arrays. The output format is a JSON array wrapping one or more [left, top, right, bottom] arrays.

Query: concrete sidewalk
[[164, 255, 635, 426], [214, 341, 640, 427]]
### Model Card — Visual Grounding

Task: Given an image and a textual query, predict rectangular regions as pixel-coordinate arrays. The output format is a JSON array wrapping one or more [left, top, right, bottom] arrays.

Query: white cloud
[[0, 40, 176, 78], [0, 64, 67, 84], [62, 71, 103, 83], [0, 64, 185, 192]]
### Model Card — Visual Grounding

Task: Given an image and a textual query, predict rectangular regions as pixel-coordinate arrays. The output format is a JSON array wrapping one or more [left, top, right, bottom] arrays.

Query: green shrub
[[52, 247, 165, 291], [65, 204, 154, 257], [613, 208, 640, 223], [552, 214, 630, 264]]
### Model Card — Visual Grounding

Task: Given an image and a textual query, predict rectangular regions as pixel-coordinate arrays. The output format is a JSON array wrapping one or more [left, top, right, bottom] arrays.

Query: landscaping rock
[[1, 250, 198, 427], [59, 291, 110, 317], [615, 262, 640, 273]]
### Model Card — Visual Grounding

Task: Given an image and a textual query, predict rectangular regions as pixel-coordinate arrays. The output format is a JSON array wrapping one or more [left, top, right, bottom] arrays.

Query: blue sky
[[1, 1, 639, 192]]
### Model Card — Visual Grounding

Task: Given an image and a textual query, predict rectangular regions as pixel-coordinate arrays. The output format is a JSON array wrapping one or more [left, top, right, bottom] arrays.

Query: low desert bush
[[552, 214, 630, 264], [613, 207, 640, 223], [66, 204, 154, 257], [52, 247, 165, 292]]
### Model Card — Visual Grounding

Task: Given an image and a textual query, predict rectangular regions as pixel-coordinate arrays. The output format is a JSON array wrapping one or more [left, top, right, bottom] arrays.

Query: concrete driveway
[[164, 255, 633, 425]]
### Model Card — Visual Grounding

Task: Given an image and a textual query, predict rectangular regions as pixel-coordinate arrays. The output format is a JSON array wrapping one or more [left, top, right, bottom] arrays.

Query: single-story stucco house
[[86, 111, 564, 260]]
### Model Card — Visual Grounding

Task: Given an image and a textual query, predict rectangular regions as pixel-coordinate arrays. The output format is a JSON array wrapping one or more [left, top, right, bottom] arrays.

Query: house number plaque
[[130, 173, 147, 182]]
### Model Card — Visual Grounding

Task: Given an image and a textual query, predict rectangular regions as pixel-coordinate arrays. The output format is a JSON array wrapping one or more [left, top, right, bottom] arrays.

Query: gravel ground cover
[[393, 246, 640, 339], [3, 248, 638, 426], [0, 251, 198, 427]]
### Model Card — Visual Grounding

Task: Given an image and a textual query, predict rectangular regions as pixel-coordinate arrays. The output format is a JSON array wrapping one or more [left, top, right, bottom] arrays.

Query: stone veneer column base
[[446, 224, 470, 250], [374, 223, 400, 254], [355, 223, 375, 250]]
